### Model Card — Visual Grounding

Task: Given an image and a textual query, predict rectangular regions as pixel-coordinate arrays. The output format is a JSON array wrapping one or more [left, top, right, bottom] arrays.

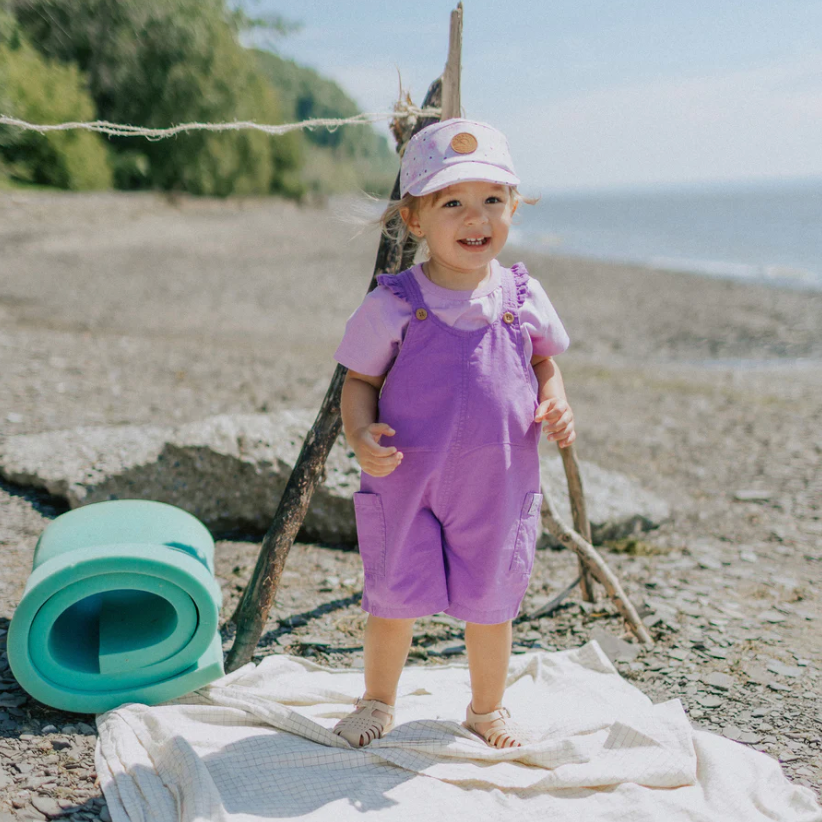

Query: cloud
[[504, 53, 822, 191]]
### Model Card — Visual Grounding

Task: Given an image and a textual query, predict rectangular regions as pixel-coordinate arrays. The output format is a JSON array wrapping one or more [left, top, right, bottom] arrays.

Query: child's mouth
[[458, 238, 490, 248]]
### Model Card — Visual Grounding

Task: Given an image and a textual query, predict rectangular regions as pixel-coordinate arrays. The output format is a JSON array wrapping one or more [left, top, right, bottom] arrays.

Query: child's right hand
[[351, 423, 404, 477]]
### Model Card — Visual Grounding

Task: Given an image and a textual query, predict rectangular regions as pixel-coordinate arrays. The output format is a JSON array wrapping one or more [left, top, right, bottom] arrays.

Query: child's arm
[[531, 355, 576, 448], [341, 370, 404, 476]]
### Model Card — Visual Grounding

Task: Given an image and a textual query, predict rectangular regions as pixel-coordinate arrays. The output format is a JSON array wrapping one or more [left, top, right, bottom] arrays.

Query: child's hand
[[535, 398, 576, 448], [351, 423, 404, 477]]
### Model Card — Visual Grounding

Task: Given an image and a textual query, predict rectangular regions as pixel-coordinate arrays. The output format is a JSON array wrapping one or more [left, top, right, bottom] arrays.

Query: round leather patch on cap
[[450, 132, 478, 154]]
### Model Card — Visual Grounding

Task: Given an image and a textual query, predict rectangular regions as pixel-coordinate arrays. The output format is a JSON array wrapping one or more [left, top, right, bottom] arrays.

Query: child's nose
[[464, 205, 488, 224]]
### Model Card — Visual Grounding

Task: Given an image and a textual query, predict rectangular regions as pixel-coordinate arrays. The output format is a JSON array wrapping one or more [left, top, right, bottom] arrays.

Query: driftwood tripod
[[226, 4, 651, 672]]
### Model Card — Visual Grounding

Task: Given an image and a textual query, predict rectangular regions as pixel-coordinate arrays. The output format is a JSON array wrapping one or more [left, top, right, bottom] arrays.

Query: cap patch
[[450, 132, 478, 154]]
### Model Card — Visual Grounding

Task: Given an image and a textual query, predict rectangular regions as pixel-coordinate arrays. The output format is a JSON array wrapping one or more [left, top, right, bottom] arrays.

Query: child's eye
[[486, 196, 503, 204], [442, 199, 461, 208]]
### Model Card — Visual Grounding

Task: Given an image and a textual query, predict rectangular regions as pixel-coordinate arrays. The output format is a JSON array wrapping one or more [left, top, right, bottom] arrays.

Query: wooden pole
[[226, 7, 463, 672], [559, 443, 596, 601], [225, 82, 445, 673], [442, 3, 463, 119], [540, 482, 654, 645]]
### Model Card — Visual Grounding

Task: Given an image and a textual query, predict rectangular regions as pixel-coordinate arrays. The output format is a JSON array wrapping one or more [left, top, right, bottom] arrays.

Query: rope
[[0, 102, 441, 141]]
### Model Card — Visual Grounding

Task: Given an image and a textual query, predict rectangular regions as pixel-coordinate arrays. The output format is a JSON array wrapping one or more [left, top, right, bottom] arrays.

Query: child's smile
[[404, 181, 515, 289]]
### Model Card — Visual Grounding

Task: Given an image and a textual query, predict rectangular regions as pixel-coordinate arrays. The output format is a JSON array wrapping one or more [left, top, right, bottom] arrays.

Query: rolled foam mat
[[8, 500, 224, 713]]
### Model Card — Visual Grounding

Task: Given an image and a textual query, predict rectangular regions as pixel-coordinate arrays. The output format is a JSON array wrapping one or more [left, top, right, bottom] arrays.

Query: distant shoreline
[[510, 245, 822, 294], [510, 178, 822, 292]]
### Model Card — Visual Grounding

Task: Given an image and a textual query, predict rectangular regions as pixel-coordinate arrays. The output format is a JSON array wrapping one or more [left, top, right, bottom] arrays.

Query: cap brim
[[407, 163, 520, 197]]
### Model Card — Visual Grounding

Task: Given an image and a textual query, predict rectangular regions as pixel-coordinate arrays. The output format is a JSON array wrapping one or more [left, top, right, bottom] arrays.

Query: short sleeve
[[520, 277, 570, 357], [333, 285, 410, 377]]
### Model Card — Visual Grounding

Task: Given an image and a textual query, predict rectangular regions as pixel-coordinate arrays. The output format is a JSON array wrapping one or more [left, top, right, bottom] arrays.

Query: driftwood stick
[[225, 79, 445, 673], [522, 573, 582, 621], [559, 443, 596, 602], [441, 3, 463, 119], [540, 482, 654, 645]]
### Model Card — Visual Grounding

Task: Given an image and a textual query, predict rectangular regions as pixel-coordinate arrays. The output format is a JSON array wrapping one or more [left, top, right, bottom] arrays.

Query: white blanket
[[95, 642, 822, 822]]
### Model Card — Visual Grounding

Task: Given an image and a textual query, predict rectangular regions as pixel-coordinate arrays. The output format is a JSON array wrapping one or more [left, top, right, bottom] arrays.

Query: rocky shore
[[0, 191, 820, 819]]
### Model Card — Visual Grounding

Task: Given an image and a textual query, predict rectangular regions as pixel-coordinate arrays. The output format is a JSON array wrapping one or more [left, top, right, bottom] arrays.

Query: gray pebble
[[703, 672, 735, 690], [767, 660, 805, 678], [31, 795, 63, 817]]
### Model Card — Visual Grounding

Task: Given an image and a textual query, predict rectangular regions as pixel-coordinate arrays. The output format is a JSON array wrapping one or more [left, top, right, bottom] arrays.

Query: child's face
[[403, 181, 516, 277]]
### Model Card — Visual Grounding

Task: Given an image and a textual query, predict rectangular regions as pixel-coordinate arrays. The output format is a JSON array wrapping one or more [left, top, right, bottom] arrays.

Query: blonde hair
[[377, 186, 537, 254]]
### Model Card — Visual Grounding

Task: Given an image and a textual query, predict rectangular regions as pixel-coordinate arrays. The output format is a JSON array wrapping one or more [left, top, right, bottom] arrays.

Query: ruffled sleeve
[[375, 272, 407, 301], [509, 262, 531, 308], [333, 280, 411, 376]]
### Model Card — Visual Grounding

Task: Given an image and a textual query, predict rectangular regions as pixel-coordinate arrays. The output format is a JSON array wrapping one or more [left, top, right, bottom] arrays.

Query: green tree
[[253, 49, 397, 196], [0, 33, 112, 189], [12, 0, 303, 196]]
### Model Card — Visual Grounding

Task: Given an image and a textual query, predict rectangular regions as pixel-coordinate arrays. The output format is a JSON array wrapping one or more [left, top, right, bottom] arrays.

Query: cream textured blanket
[[95, 642, 821, 822]]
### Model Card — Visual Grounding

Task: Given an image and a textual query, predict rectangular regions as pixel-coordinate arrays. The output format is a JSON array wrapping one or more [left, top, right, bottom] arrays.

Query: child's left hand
[[535, 397, 576, 448]]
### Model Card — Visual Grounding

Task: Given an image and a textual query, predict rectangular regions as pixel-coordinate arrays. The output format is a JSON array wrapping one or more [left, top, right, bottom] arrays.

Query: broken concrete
[[1, 411, 670, 546]]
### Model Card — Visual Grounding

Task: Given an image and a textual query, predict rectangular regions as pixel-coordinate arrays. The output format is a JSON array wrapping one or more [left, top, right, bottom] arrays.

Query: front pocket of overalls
[[509, 492, 544, 576], [353, 492, 387, 577]]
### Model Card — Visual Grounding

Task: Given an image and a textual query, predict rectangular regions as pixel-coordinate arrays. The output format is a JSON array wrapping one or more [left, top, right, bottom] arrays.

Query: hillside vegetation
[[0, 1, 397, 197]]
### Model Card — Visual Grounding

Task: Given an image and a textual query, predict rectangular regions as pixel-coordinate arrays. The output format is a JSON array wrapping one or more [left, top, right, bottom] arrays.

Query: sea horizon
[[510, 176, 822, 291]]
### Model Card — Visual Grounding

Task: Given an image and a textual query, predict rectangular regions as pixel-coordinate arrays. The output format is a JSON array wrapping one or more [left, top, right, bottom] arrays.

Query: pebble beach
[[0, 191, 821, 818]]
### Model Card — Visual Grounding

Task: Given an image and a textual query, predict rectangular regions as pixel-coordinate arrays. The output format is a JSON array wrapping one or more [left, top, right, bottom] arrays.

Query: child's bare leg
[[363, 614, 416, 706], [465, 620, 522, 747], [333, 615, 414, 746], [465, 620, 512, 712]]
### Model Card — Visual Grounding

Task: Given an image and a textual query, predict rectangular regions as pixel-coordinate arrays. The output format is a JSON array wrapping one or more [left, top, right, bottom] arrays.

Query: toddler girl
[[332, 119, 575, 749]]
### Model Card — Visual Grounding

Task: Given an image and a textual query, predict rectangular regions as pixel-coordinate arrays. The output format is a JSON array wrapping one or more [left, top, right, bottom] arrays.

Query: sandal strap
[[464, 704, 527, 747], [466, 704, 511, 724], [333, 697, 396, 746], [356, 697, 395, 717]]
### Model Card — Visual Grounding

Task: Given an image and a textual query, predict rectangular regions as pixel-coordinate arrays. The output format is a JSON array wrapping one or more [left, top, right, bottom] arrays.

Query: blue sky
[[243, 1, 822, 193]]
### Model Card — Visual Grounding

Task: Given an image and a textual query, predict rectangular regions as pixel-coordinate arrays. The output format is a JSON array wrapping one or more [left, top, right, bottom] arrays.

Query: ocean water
[[510, 179, 822, 290]]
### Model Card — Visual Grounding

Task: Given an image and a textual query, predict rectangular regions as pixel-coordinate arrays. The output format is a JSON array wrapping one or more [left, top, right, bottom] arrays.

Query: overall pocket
[[509, 491, 543, 576], [353, 492, 387, 577]]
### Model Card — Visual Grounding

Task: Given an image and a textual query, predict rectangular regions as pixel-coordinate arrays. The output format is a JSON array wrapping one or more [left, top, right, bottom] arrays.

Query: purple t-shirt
[[334, 260, 570, 386]]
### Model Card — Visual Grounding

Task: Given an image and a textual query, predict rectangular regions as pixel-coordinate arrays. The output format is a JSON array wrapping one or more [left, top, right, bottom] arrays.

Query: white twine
[[0, 102, 441, 141]]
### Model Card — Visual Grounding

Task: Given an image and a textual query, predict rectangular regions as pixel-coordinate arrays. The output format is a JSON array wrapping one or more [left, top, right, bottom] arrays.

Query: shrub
[[0, 37, 112, 189]]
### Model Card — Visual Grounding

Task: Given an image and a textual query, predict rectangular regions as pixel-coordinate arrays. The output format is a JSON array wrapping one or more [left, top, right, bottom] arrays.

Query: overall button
[[503, 311, 515, 324], [415, 308, 428, 320]]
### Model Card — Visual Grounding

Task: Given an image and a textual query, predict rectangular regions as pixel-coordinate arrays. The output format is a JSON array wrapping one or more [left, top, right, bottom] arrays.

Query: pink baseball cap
[[400, 118, 520, 197]]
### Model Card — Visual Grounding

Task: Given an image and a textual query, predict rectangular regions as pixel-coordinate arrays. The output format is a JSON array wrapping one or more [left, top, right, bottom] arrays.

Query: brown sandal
[[463, 704, 528, 748], [333, 698, 395, 747]]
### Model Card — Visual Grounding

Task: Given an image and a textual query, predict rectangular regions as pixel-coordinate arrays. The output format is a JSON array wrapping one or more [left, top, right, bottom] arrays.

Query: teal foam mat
[[8, 500, 225, 713]]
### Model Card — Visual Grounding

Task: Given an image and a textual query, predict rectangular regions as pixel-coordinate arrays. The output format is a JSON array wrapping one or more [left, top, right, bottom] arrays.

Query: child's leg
[[363, 614, 416, 706], [465, 620, 512, 713], [333, 614, 415, 747], [464, 620, 524, 748]]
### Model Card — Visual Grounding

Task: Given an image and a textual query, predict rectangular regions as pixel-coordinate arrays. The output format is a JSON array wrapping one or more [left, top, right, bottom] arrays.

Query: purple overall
[[353, 262, 544, 624]]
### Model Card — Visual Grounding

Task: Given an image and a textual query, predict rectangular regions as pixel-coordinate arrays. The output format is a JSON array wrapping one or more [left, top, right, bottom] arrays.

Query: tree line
[[0, 0, 397, 197]]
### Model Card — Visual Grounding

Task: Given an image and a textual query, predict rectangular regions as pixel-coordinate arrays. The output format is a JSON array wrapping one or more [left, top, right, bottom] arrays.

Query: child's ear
[[401, 206, 422, 237], [511, 199, 519, 215]]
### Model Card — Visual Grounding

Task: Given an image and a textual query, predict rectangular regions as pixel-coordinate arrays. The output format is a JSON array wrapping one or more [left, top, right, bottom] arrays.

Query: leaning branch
[[540, 483, 654, 645], [224, 80, 444, 673]]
